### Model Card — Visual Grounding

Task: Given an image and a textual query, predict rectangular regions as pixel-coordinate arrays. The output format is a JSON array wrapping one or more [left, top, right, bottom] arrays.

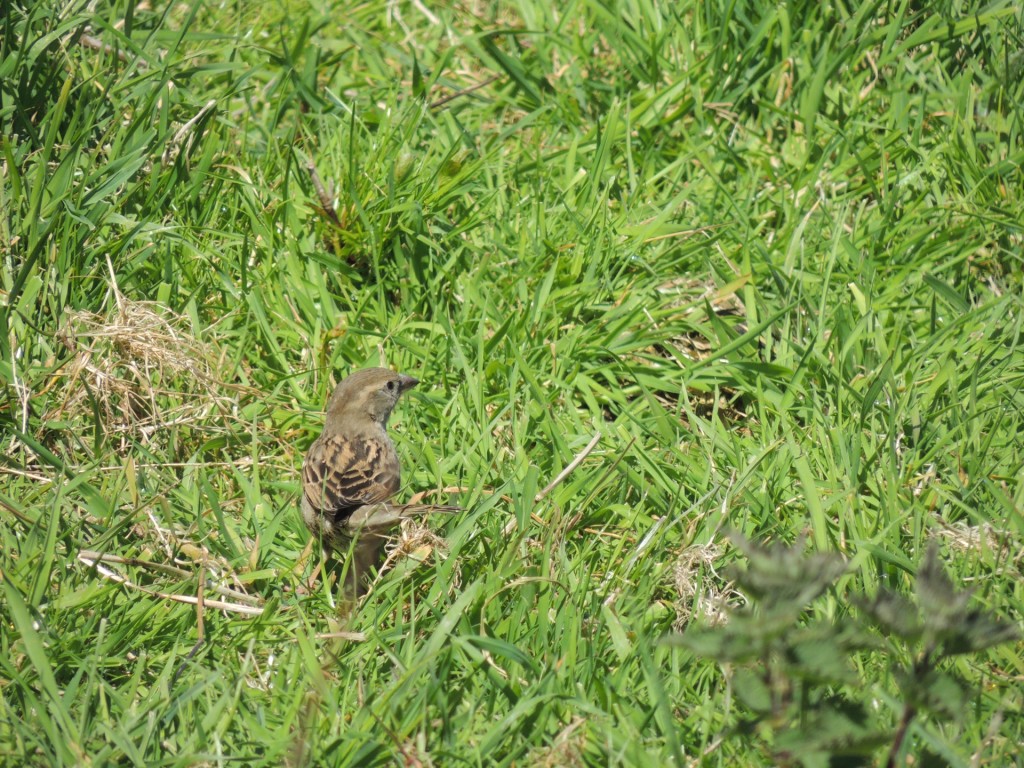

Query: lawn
[[1, 0, 1022, 765]]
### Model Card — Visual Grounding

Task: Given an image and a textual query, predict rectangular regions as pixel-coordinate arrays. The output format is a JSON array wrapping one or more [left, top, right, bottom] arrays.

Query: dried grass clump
[[934, 520, 1018, 569], [377, 519, 455, 587], [52, 289, 239, 451], [525, 717, 588, 768], [672, 541, 736, 631]]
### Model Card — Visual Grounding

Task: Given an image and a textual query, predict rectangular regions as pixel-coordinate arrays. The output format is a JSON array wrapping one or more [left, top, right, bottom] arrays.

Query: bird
[[301, 367, 457, 597]]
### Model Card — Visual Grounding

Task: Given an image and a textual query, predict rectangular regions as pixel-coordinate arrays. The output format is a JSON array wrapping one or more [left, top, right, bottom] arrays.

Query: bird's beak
[[398, 374, 419, 393]]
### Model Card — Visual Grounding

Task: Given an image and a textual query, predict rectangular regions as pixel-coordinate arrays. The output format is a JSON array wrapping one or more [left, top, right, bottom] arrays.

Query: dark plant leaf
[[787, 634, 856, 685], [732, 667, 773, 714], [907, 544, 1020, 655], [895, 667, 968, 719], [672, 621, 768, 663], [855, 589, 924, 641], [727, 533, 847, 609], [774, 698, 889, 760], [917, 542, 974, 634], [939, 610, 1021, 656]]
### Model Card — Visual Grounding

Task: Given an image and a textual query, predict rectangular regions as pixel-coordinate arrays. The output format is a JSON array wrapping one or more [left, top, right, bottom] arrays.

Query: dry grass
[[526, 716, 588, 768], [376, 519, 455, 590], [49, 286, 242, 452], [672, 541, 735, 631]]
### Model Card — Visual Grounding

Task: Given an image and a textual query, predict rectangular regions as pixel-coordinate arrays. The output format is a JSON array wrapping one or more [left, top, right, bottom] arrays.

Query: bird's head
[[324, 367, 419, 431]]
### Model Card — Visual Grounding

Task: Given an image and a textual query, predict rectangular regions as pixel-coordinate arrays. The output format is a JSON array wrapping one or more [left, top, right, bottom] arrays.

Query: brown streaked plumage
[[301, 367, 456, 596]]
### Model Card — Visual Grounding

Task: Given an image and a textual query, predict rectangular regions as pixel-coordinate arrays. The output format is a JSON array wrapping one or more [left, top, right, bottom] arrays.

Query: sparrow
[[301, 367, 456, 596]]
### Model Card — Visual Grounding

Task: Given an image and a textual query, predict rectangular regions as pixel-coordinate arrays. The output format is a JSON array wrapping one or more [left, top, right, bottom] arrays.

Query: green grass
[[2, 0, 1022, 765]]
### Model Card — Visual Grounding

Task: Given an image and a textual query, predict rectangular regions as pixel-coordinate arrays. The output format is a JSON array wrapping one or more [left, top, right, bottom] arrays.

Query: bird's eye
[[386, 381, 396, 391]]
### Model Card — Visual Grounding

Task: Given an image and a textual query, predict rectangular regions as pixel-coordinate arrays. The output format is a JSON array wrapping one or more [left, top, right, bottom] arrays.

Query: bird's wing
[[302, 434, 400, 525]]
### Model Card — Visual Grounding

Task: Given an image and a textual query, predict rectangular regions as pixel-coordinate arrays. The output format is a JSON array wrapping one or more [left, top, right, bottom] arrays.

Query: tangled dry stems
[[672, 541, 735, 631], [52, 294, 241, 451]]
